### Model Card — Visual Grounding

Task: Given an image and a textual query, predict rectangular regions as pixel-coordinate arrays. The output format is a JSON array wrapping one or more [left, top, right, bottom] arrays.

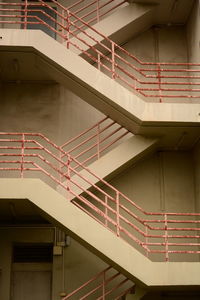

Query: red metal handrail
[[60, 116, 131, 172], [0, 0, 199, 102], [0, 132, 200, 262], [67, 0, 126, 35], [62, 266, 134, 299]]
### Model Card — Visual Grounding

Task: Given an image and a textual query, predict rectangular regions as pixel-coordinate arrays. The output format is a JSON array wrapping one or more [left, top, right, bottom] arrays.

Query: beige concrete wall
[[187, 0, 200, 63], [107, 150, 197, 261], [109, 151, 195, 213], [0, 227, 108, 300], [0, 82, 102, 145], [0, 82, 104, 189]]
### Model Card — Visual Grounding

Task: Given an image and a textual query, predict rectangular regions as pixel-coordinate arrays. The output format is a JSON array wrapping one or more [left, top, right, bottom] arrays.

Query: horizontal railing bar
[[75, 130, 129, 167], [62, 120, 116, 157], [114, 285, 135, 300], [62, 266, 112, 299], [146, 242, 200, 246], [97, 278, 128, 300], [61, 116, 108, 148]]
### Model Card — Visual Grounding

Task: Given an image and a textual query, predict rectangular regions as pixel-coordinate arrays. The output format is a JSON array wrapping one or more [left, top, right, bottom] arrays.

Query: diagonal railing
[[0, 132, 200, 262], [62, 266, 134, 300], [60, 116, 131, 172], [0, 0, 199, 101], [67, 0, 127, 35]]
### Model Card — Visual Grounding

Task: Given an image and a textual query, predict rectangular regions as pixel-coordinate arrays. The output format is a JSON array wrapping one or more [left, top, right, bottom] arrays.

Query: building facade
[[0, 0, 200, 299]]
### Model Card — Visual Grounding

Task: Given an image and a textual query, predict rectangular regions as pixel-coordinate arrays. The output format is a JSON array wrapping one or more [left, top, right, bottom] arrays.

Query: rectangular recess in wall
[[13, 243, 53, 263]]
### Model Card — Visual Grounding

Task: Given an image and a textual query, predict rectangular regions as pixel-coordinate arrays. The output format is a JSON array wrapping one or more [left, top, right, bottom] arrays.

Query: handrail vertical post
[[24, 0, 28, 30], [105, 195, 108, 227], [21, 133, 25, 178], [66, 9, 70, 49], [116, 191, 120, 236], [59, 150, 62, 184], [61, 8, 65, 44], [164, 214, 169, 261], [66, 154, 71, 199], [111, 41, 116, 79], [145, 224, 149, 258], [158, 63, 162, 103], [97, 123, 100, 159]]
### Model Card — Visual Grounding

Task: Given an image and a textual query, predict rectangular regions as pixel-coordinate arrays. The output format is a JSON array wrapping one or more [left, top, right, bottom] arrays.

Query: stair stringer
[[1, 178, 200, 289], [0, 29, 200, 136]]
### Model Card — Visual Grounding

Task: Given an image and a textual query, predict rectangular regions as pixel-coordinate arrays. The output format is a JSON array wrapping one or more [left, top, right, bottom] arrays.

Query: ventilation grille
[[13, 244, 53, 263]]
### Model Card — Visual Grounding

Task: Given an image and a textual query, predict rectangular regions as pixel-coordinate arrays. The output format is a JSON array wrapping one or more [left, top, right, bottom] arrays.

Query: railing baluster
[[111, 41, 116, 79], [164, 214, 169, 261], [158, 63, 162, 103], [66, 154, 71, 199], [145, 224, 149, 258], [59, 150, 62, 183], [20, 133, 25, 178], [66, 9, 70, 49], [61, 8, 65, 44], [97, 123, 100, 159], [116, 191, 120, 237], [105, 195, 108, 227]]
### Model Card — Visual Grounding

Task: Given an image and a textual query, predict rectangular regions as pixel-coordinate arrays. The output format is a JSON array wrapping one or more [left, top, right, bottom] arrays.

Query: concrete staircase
[[0, 29, 198, 139], [1, 178, 200, 288]]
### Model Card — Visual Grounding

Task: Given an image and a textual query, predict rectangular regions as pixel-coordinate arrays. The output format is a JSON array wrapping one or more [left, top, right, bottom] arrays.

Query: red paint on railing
[[0, 132, 200, 262], [66, 0, 126, 34], [60, 116, 131, 171], [0, 0, 199, 101], [62, 266, 134, 299]]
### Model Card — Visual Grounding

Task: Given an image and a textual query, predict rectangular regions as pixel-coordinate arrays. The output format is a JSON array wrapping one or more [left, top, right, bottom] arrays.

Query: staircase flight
[[0, 132, 200, 263], [0, 0, 199, 102]]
